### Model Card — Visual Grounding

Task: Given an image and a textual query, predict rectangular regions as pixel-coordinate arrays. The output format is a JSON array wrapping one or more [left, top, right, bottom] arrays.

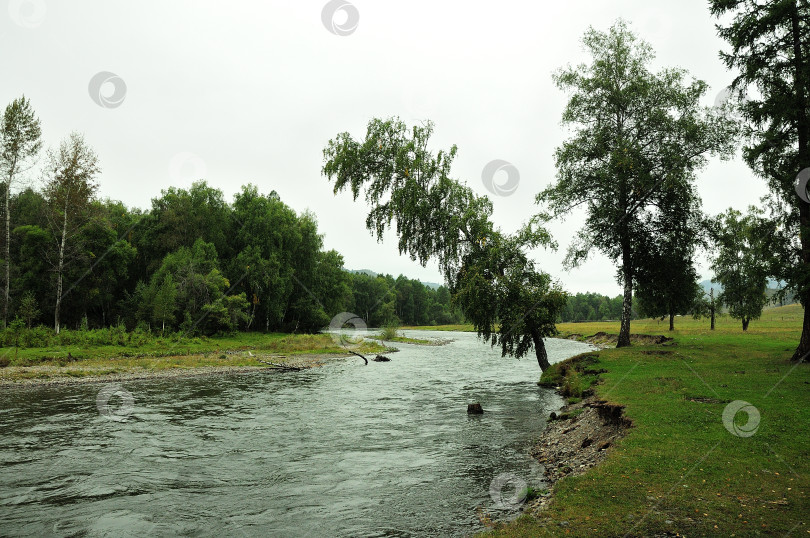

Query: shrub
[[379, 322, 400, 340]]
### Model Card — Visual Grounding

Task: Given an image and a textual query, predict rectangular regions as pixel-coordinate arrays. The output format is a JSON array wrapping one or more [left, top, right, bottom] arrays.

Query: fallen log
[[348, 350, 368, 365]]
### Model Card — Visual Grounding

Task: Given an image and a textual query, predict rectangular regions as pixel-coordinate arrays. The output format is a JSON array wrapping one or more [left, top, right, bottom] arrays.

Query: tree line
[[0, 103, 461, 336]]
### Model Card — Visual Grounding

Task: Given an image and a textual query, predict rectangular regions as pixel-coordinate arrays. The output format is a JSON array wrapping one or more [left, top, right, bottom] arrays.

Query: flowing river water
[[0, 330, 594, 537]]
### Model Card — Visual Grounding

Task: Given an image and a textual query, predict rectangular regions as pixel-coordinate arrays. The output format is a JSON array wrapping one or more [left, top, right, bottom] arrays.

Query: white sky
[[0, 0, 767, 295]]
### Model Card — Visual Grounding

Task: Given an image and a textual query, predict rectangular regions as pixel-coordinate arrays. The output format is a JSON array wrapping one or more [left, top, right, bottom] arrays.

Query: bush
[[379, 322, 400, 340]]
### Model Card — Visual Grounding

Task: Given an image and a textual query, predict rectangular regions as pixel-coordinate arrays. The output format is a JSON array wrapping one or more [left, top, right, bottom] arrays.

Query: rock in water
[[467, 403, 484, 414], [372, 355, 391, 362]]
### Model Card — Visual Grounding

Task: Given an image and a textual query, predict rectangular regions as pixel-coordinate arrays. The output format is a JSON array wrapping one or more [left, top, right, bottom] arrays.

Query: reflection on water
[[0, 332, 593, 537]]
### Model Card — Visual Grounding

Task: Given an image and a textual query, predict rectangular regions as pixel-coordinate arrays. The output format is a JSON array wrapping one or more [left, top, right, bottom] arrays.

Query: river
[[0, 330, 593, 537]]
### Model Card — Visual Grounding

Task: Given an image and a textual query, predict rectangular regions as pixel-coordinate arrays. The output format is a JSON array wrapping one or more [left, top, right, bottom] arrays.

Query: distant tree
[[230, 185, 298, 332], [137, 181, 233, 277], [709, 0, 810, 360], [139, 239, 250, 335], [78, 204, 137, 327], [537, 20, 736, 347], [711, 208, 769, 331], [635, 187, 705, 331], [200, 293, 250, 334], [692, 287, 719, 330], [42, 132, 99, 334], [636, 262, 702, 331], [16, 290, 40, 329], [152, 274, 177, 332], [323, 118, 566, 371], [0, 96, 42, 327]]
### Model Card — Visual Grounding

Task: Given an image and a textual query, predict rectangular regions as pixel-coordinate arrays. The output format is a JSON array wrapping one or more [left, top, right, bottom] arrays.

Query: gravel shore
[[526, 396, 631, 514], [0, 353, 350, 388]]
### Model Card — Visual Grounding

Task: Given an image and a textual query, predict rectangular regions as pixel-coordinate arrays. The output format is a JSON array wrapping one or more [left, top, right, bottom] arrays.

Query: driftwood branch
[[348, 350, 368, 365], [255, 357, 303, 371]]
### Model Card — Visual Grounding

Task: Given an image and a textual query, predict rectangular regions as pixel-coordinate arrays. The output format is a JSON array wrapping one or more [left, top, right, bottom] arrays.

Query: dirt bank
[[526, 397, 631, 514], [563, 332, 674, 347]]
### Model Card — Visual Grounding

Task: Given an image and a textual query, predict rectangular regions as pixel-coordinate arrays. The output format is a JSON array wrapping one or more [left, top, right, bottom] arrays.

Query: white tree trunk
[[54, 206, 68, 334], [3, 159, 16, 328]]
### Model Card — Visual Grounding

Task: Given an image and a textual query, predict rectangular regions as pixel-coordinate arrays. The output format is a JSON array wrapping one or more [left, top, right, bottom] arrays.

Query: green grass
[[0, 332, 387, 382], [483, 304, 810, 537]]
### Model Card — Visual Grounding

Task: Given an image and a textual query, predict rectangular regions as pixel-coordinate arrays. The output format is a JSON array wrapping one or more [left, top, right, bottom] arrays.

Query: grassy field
[[0, 332, 387, 383], [482, 304, 809, 536]]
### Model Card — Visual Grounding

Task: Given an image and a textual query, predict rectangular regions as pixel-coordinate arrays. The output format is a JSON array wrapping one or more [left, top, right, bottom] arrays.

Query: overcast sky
[[1, 0, 767, 295]]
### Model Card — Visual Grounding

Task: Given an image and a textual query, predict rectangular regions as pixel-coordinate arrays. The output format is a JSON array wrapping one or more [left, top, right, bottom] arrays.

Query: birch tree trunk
[[54, 205, 67, 334]]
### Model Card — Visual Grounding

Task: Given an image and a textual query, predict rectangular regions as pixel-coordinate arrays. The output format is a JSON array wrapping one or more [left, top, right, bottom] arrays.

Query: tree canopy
[[537, 20, 736, 346], [710, 0, 810, 360], [323, 117, 567, 370]]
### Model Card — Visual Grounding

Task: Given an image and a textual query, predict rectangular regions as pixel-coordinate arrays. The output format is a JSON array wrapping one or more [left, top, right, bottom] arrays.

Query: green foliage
[[152, 274, 177, 332], [709, 0, 810, 360], [537, 20, 736, 346], [379, 321, 400, 340], [16, 291, 40, 329], [0, 97, 465, 340], [711, 208, 770, 330], [559, 293, 627, 322], [561, 369, 584, 398], [710, 0, 810, 305], [323, 117, 565, 369], [0, 95, 42, 327]]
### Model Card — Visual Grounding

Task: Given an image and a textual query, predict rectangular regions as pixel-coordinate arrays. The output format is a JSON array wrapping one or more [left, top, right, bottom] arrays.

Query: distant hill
[[347, 269, 443, 290], [700, 279, 797, 306], [349, 269, 378, 277]]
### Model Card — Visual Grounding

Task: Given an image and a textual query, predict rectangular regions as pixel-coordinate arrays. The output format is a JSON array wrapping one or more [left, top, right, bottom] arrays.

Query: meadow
[[483, 304, 810, 536]]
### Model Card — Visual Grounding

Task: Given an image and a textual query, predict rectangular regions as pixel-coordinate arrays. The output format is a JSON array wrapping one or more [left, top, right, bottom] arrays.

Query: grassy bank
[[0, 332, 387, 383], [484, 304, 809, 536]]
